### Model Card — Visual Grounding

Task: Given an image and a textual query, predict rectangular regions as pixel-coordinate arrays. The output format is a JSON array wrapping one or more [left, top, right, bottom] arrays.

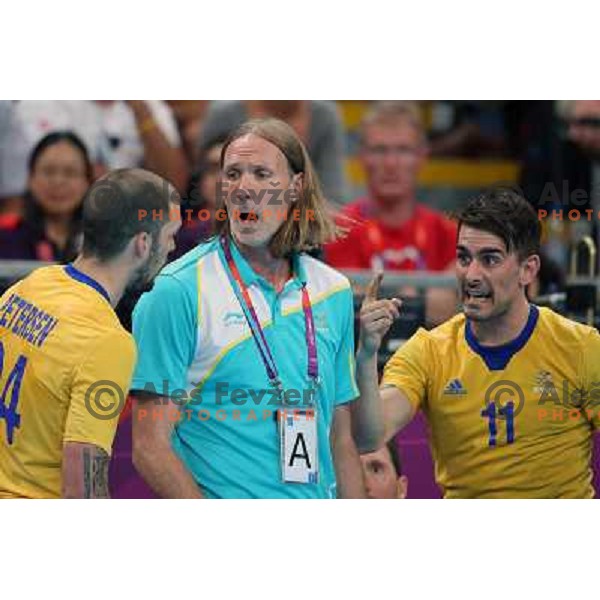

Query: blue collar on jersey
[[465, 304, 539, 371], [64, 264, 111, 304]]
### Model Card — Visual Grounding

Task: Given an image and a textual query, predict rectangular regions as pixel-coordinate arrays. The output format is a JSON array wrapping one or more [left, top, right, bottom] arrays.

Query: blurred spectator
[[170, 134, 226, 261], [529, 250, 566, 300], [0, 101, 10, 136], [0, 131, 92, 262], [198, 101, 347, 203], [427, 101, 509, 157], [165, 101, 210, 166], [566, 101, 600, 157], [517, 101, 600, 273], [323, 101, 458, 324], [117, 134, 225, 331], [360, 441, 408, 499], [0, 101, 22, 215], [0, 101, 188, 205]]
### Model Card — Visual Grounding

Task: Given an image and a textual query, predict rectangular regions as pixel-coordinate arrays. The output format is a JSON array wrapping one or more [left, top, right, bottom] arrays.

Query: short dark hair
[[386, 439, 403, 477], [81, 168, 178, 261], [455, 187, 541, 260]]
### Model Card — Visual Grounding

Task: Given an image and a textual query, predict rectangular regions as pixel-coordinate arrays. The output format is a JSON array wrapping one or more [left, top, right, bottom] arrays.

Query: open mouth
[[464, 290, 492, 301], [239, 211, 259, 222]]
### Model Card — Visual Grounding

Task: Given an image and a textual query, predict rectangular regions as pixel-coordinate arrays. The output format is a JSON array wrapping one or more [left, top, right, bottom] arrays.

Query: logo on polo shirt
[[223, 311, 246, 327], [443, 378, 467, 395], [314, 311, 329, 332]]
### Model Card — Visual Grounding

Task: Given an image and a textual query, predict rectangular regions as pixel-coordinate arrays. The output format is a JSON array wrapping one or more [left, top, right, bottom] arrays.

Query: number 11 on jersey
[[481, 401, 515, 447]]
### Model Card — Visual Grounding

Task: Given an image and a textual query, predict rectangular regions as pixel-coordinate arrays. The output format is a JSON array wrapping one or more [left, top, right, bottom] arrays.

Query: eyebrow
[[456, 245, 505, 254], [223, 161, 273, 170]]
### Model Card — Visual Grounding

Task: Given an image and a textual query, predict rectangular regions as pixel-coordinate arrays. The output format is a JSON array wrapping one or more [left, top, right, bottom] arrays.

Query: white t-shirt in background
[[0, 100, 180, 197]]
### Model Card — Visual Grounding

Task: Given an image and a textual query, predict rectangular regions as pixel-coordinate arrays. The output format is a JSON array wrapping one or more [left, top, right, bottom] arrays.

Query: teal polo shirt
[[131, 237, 359, 498]]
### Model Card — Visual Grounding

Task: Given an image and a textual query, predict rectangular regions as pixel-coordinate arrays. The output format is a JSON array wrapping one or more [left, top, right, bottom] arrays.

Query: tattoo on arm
[[82, 447, 110, 499]]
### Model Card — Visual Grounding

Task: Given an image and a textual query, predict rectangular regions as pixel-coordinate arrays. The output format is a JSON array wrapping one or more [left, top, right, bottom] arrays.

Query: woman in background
[[0, 131, 93, 262]]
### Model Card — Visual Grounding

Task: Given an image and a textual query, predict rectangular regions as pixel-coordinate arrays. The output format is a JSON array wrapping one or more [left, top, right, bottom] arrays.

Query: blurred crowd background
[[2, 100, 599, 275], [2, 99, 600, 497]]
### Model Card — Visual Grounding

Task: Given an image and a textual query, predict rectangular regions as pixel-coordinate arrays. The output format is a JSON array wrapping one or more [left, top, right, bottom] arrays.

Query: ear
[[133, 231, 151, 261], [520, 254, 541, 287], [396, 475, 408, 500], [284, 173, 304, 204], [290, 172, 304, 202]]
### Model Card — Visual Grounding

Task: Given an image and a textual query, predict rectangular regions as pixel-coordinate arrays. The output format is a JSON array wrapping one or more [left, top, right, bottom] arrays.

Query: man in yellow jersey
[[352, 187, 600, 498], [0, 168, 181, 498]]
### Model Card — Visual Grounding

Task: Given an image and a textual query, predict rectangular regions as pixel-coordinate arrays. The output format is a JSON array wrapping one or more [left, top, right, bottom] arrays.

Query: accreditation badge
[[278, 408, 319, 484]]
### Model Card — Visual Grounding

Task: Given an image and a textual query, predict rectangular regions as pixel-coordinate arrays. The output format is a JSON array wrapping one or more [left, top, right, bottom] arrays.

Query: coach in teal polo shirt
[[130, 118, 365, 499]]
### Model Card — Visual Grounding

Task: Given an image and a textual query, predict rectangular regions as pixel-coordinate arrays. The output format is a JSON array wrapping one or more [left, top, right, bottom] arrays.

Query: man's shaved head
[[82, 168, 180, 261]]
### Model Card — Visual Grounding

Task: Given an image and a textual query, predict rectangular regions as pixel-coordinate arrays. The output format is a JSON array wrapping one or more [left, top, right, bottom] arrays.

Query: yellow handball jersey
[[0, 265, 136, 499], [383, 305, 600, 498]]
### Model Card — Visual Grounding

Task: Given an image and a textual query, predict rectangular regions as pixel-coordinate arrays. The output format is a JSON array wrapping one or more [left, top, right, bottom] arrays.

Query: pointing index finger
[[364, 271, 383, 302]]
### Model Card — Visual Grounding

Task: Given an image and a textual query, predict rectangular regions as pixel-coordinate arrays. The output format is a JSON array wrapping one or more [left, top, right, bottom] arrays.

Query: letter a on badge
[[289, 433, 311, 469]]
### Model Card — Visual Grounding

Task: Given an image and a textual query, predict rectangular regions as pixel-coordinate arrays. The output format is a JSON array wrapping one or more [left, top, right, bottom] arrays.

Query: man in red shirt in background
[[324, 101, 457, 324]]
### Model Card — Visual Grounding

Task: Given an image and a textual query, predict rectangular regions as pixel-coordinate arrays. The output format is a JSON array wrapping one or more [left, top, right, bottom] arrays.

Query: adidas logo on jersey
[[443, 378, 467, 395]]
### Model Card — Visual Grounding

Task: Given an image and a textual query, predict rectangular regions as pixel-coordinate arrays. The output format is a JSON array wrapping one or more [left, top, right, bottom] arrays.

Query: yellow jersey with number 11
[[383, 305, 600, 498]]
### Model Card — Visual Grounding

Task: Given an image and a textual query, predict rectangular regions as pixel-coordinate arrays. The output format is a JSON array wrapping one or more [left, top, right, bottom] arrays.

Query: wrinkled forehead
[[223, 134, 288, 170], [457, 225, 508, 253]]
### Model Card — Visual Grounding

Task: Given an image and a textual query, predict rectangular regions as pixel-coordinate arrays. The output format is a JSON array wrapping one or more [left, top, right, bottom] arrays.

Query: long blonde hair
[[215, 118, 339, 257]]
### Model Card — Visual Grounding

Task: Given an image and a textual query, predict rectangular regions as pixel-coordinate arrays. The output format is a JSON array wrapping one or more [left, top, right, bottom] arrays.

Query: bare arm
[[352, 347, 384, 452], [354, 348, 415, 451], [379, 386, 414, 442], [132, 392, 203, 499], [62, 443, 111, 499], [127, 100, 189, 193], [351, 273, 414, 452], [330, 404, 366, 498]]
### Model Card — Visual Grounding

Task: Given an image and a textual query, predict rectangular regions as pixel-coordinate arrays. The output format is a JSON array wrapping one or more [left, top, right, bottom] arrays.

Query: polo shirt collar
[[220, 236, 306, 290]]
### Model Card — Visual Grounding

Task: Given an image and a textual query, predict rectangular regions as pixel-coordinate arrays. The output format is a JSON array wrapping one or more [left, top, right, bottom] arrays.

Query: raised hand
[[358, 272, 402, 358]]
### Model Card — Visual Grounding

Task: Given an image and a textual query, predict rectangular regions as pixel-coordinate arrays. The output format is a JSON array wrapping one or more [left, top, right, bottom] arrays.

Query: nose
[[382, 152, 399, 170], [229, 174, 251, 208], [48, 171, 67, 184], [464, 259, 484, 283], [237, 169, 261, 192]]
